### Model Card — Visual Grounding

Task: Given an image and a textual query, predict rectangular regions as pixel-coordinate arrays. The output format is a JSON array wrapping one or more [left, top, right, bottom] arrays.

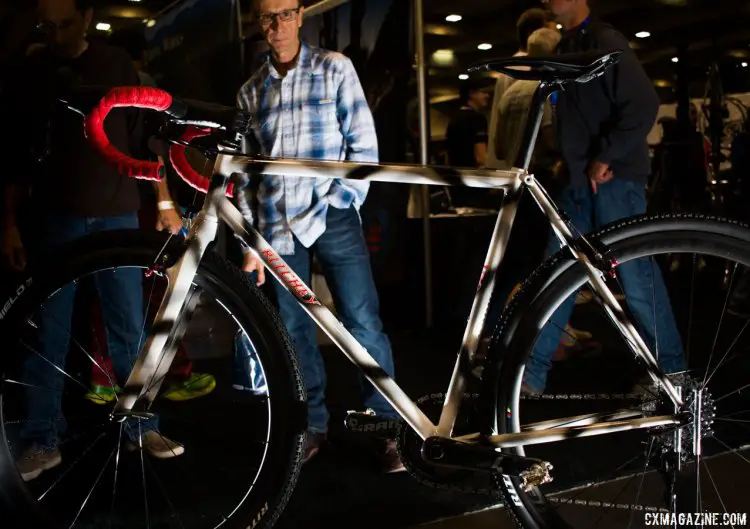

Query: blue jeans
[[236, 205, 397, 433], [524, 179, 686, 392], [21, 212, 156, 450]]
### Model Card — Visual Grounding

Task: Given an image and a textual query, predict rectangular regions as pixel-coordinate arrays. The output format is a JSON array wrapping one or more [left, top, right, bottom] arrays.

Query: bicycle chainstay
[[393, 389, 686, 514]]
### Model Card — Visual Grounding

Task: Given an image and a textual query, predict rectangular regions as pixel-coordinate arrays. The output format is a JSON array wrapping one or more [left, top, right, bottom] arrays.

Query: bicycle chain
[[396, 392, 500, 497], [546, 496, 669, 513], [519, 392, 652, 401], [399, 392, 656, 503]]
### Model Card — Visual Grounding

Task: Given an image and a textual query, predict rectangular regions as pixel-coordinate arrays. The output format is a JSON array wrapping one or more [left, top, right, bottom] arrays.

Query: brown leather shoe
[[378, 439, 405, 473], [301, 431, 326, 465]]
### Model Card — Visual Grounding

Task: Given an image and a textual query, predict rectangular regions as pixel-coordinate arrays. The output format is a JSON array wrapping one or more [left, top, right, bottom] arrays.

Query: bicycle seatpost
[[513, 81, 561, 172]]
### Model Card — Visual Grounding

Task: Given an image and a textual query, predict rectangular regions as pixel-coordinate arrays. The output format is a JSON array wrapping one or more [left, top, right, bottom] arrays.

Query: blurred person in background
[[0, 0, 183, 482], [446, 78, 490, 169], [521, 0, 686, 394], [444, 77, 494, 208], [486, 7, 556, 169], [82, 27, 217, 405], [496, 27, 598, 359]]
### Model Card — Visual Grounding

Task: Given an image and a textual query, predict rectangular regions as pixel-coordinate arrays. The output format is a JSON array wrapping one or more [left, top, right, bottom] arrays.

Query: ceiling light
[[95, 22, 111, 31], [635, 31, 651, 38], [458, 74, 469, 80], [445, 14, 462, 23], [671, 57, 678, 63], [743, 62, 748, 67], [556, 24, 562, 30], [128, 0, 142, 2], [432, 49, 455, 66], [477, 43, 492, 51]]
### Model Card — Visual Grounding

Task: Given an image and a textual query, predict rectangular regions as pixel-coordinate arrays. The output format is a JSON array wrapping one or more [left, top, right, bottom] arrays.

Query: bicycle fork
[[111, 187, 223, 418]]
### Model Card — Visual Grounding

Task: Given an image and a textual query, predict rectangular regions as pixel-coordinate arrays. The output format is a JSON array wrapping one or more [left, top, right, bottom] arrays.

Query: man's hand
[[242, 252, 265, 286], [1, 224, 26, 271], [588, 160, 614, 193], [156, 207, 183, 235]]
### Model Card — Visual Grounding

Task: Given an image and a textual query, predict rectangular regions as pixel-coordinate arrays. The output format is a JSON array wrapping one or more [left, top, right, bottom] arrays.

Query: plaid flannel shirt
[[236, 41, 378, 255]]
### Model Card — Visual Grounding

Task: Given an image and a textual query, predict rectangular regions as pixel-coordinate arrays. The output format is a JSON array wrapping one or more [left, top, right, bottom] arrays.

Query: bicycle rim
[[0, 231, 305, 529], [489, 215, 750, 529]]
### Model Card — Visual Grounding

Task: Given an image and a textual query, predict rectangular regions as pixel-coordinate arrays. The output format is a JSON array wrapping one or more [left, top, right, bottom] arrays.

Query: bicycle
[[2, 49, 750, 529]]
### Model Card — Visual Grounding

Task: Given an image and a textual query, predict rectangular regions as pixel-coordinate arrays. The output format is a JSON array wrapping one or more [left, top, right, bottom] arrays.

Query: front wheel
[[487, 214, 750, 529], [0, 230, 306, 529]]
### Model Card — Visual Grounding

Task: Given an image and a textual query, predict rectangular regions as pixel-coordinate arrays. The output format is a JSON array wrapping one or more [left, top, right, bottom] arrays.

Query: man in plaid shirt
[[237, 0, 403, 473]]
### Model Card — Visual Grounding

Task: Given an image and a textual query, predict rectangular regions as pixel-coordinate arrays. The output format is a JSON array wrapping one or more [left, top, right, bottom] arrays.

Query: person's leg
[[85, 297, 120, 404], [89, 213, 161, 440], [523, 184, 595, 392], [592, 179, 686, 374], [266, 240, 329, 434], [18, 215, 89, 480], [313, 206, 397, 420], [154, 278, 216, 402]]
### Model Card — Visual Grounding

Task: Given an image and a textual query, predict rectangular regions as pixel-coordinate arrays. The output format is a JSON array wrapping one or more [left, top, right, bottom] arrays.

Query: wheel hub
[[652, 374, 715, 461], [110, 410, 157, 423]]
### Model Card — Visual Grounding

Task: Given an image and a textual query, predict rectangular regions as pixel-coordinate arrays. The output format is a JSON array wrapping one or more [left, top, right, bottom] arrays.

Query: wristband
[[158, 200, 175, 211]]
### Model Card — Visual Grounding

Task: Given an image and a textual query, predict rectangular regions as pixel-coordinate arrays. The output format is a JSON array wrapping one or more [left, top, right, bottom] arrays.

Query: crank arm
[[421, 436, 554, 491]]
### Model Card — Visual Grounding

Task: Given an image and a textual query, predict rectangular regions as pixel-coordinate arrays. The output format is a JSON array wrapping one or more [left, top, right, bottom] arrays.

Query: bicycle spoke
[[626, 438, 655, 529], [138, 423, 150, 529], [144, 454, 187, 529], [703, 263, 737, 387], [36, 302, 120, 397], [4, 378, 109, 404], [19, 341, 94, 398], [38, 431, 108, 502], [68, 445, 117, 528], [701, 460, 733, 528], [704, 319, 749, 387], [108, 423, 124, 529]]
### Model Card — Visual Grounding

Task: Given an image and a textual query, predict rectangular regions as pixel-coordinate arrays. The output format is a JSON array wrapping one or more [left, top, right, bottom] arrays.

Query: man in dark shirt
[[445, 79, 491, 208], [446, 79, 490, 169], [0, 0, 183, 482], [524, 0, 686, 393]]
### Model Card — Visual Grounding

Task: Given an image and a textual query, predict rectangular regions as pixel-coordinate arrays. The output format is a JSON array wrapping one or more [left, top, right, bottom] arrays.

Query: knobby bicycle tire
[[480, 213, 750, 529], [0, 229, 306, 529]]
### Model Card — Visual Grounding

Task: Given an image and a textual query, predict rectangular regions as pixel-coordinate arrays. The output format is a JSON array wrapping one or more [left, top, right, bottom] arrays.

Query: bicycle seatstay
[[523, 176, 682, 406]]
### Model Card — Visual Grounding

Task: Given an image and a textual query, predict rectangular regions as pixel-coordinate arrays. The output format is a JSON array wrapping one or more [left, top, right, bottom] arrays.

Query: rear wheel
[[0, 230, 306, 529], [487, 215, 750, 528]]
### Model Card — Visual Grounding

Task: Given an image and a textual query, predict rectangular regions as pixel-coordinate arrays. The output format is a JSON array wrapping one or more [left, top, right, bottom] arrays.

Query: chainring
[[396, 392, 499, 496]]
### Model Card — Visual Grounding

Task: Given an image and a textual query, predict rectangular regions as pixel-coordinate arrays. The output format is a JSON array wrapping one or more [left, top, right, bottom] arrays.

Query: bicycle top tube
[[80, 49, 621, 194]]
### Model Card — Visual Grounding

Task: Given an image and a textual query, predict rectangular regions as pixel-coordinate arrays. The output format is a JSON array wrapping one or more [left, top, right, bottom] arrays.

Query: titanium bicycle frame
[[112, 80, 684, 447]]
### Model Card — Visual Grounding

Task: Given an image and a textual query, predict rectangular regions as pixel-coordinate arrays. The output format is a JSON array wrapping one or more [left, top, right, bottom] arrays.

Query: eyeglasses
[[36, 18, 76, 34], [257, 7, 301, 28]]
